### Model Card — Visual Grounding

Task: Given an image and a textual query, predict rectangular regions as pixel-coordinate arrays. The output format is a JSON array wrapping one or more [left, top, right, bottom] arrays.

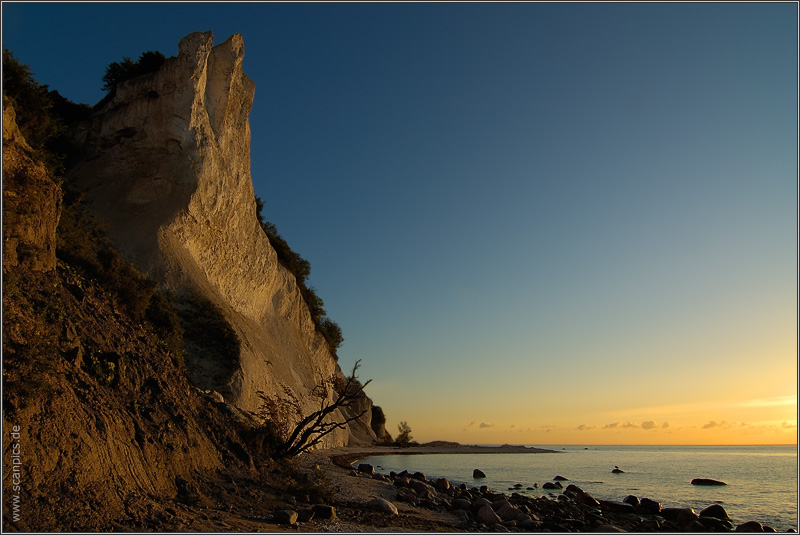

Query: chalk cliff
[[68, 31, 376, 447]]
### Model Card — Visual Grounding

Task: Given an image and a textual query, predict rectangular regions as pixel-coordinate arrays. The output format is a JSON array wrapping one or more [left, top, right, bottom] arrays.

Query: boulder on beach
[[367, 497, 399, 515], [691, 478, 727, 486], [358, 463, 375, 475], [735, 520, 764, 532], [476, 505, 501, 526], [639, 497, 662, 514], [313, 504, 336, 521], [623, 495, 640, 507], [473, 468, 486, 478], [700, 503, 730, 520], [274, 510, 298, 525]]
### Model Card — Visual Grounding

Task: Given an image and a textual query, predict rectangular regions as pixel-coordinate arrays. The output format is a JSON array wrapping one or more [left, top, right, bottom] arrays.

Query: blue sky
[[3, 2, 797, 444]]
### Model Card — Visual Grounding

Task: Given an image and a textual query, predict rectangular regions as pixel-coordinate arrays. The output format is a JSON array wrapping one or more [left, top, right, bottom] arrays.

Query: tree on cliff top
[[250, 360, 371, 458], [101, 51, 165, 93]]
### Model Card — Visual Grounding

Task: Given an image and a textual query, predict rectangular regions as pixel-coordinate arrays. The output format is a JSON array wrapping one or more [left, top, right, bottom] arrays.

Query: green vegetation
[[174, 292, 241, 380], [254, 195, 344, 356], [96, 50, 165, 109], [2, 48, 91, 173], [395, 421, 414, 447], [3, 47, 184, 359]]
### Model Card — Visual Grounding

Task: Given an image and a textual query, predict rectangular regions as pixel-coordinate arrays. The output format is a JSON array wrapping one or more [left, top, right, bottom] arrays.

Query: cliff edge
[[68, 31, 376, 447]]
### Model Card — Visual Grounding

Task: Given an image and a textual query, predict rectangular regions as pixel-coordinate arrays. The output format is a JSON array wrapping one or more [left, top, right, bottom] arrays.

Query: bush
[[254, 195, 344, 356], [101, 51, 165, 93], [2, 48, 89, 174]]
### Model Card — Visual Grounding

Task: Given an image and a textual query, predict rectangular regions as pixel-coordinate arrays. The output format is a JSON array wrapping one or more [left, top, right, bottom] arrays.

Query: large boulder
[[476, 505, 501, 526], [367, 497, 399, 515], [700, 504, 730, 520]]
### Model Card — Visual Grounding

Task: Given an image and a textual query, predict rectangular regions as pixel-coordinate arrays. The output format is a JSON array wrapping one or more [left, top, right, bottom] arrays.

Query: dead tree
[[253, 359, 371, 458]]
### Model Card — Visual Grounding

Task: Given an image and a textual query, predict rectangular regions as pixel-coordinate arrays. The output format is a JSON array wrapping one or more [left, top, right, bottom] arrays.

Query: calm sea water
[[360, 445, 798, 531]]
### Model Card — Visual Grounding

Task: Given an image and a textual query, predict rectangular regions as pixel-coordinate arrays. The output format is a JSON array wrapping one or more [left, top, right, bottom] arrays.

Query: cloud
[[510, 424, 517, 429], [479, 422, 496, 429], [604, 422, 620, 429], [782, 421, 797, 429], [641, 421, 657, 430], [702, 420, 743, 430], [662, 422, 670, 429], [605, 421, 639, 429], [577, 424, 596, 431], [463, 421, 477, 431]]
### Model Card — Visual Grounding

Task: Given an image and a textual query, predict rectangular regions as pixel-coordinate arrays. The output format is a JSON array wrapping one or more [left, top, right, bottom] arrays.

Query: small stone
[[435, 477, 451, 492], [599, 500, 635, 514], [274, 510, 298, 525], [471, 497, 493, 513], [542, 481, 563, 490], [736, 521, 764, 532], [312, 504, 336, 520], [594, 524, 626, 532], [367, 497, 399, 515], [474, 469, 487, 478]]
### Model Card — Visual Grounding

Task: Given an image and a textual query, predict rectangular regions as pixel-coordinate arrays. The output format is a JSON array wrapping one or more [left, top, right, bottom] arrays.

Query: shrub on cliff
[[254, 195, 344, 356], [101, 51, 165, 93], [2, 48, 90, 174]]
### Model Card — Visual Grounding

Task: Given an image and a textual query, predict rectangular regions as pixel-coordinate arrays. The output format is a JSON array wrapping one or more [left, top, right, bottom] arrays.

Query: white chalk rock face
[[69, 31, 375, 448]]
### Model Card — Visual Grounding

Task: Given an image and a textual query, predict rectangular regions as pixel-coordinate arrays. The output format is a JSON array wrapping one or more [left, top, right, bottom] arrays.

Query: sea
[[359, 444, 798, 531]]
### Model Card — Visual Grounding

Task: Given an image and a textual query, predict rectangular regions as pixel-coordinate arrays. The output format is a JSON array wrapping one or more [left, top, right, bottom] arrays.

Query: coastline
[[288, 444, 797, 533], [321, 443, 560, 469]]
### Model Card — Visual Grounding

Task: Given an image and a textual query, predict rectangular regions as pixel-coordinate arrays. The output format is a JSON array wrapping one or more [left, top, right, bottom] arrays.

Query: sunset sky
[[3, 2, 797, 445]]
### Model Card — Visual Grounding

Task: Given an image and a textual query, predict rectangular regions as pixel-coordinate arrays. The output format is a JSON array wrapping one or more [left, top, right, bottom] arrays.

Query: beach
[[281, 444, 797, 533]]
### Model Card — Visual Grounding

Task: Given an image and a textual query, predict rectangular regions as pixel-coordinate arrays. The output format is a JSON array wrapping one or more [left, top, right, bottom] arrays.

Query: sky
[[3, 2, 797, 446]]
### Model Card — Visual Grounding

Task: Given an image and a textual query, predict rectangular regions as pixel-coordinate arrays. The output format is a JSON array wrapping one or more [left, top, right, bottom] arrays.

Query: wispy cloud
[[739, 395, 797, 409], [479, 422, 496, 429], [604, 421, 639, 429], [577, 424, 596, 431], [463, 421, 477, 431], [782, 421, 797, 429]]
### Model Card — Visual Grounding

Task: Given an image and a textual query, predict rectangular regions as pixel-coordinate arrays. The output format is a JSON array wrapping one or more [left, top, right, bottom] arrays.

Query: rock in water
[[553, 475, 569, 481], [691, 478, 727, 486], [473, 469, 486, 478]]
